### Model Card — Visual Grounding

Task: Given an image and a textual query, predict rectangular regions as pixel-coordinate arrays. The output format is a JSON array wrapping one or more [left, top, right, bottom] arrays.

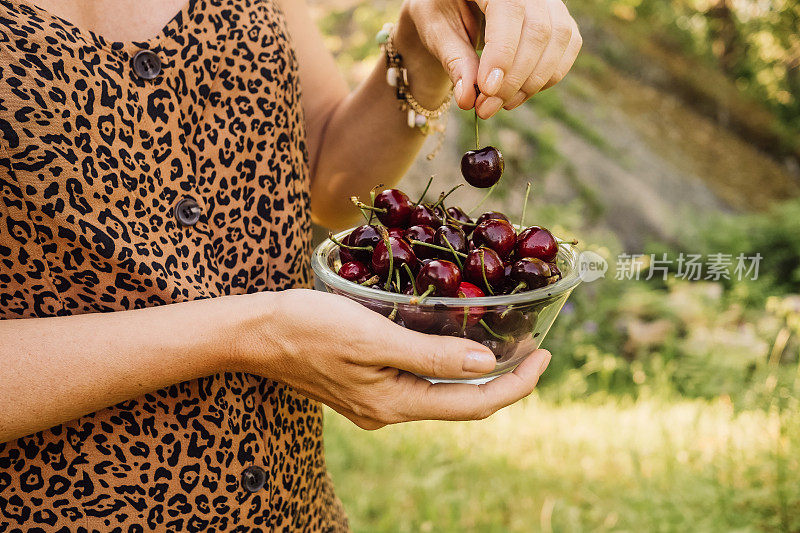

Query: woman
[[0, 0, 580, 529]]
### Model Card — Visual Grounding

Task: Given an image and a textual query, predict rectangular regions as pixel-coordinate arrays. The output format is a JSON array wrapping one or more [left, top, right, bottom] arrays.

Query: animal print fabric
[[0, 0, 349, 530]]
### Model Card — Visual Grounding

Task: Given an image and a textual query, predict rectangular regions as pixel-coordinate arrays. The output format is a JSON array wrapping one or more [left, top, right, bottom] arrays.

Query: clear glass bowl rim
[[312, 227, 583, 308]]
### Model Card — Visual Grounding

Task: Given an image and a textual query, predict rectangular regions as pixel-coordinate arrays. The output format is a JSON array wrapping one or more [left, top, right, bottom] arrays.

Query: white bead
[[415, 114, 427, 128], [387, 67, 399, 87], [407, 109, 416, 128]]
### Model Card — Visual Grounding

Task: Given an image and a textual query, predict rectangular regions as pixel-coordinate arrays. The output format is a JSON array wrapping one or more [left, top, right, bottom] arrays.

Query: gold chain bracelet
[[377, 22, 453, 158]]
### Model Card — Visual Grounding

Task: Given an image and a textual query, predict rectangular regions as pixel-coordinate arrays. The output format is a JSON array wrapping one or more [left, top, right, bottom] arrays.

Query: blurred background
[[309, 0, 800, 530]]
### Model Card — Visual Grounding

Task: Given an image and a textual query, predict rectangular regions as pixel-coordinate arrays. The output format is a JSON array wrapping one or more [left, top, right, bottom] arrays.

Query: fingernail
[[504, 92, 527, 110], [463, 351, 496, 373], [484, 68, 504, 95], [454, 79, 463, 103], [478, 96, 503, 118]]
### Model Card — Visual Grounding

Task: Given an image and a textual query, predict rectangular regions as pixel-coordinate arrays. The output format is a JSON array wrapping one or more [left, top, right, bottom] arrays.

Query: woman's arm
[[1, 290, 550, 441], [281, 0, 581, 229]]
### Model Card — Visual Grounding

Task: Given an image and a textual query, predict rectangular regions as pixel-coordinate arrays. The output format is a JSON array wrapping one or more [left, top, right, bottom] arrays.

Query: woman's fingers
[[398, 349, 551, 421], [479, 0, 550, 115], [473, 0, 525, 101], [541, 17, 582, 91], [505, 0, 574, 109], [362, 325, 497, 379]]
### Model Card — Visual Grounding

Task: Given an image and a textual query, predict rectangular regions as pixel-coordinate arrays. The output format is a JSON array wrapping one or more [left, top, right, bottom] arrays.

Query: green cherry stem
[[480, 249, 495, 296], [479, 319, 513, 342], [508, 281, 527, 295], [442, 236, 463, 269], [474, 108, 480, 150], [408, 240, 468, 258], [388, 303, 398, 321], [352, 197, 387, 214], [379, 226, 394, 292], [468, 182, 497, 215], [415, 176, 434, 206], [360, 275, 380, 287], [403, 263, 418, 295], [328, 232, 373, 252], [411, 284, 435, 305], [431, 184, 463, 211], [520, 181, 531, 229]]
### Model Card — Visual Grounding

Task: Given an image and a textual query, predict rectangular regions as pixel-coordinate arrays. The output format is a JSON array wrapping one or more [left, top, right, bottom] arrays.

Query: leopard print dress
[[0, 0, 349, 530]]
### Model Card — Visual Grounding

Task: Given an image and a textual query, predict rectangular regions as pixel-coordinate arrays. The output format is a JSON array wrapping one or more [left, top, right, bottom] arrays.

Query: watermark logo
[[578, 250, 608, 282]]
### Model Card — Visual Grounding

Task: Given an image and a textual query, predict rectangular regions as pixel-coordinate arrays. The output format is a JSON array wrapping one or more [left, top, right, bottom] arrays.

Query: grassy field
[[324, 395, 800, 532]]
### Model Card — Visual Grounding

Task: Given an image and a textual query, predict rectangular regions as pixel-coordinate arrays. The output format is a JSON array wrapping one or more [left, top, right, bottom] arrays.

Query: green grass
[[324, 396, 800, 532]]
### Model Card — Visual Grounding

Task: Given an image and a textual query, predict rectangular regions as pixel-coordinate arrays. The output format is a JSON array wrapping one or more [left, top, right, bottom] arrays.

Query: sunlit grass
[[324, 396, 800, 532]]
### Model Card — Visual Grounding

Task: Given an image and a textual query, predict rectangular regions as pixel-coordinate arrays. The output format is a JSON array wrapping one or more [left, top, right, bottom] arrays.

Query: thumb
[[383, 327, 497, 379]]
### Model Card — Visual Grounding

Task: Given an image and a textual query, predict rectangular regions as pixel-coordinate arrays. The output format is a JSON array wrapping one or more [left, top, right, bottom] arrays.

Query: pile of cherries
[[331, 185, 567, 348]]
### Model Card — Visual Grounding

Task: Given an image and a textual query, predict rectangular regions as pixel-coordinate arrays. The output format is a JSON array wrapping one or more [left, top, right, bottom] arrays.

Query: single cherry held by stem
[[461, 146, 504, 188]]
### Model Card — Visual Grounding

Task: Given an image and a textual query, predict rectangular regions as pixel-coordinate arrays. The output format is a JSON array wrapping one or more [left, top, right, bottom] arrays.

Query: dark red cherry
[[472, 219, 517, 259], [387, 227, 405, 240], [338, 261, 372, 284], [345, 224, 381, 262], [415, 259, 462, 297], [374, 189, 413, 227], [475, 211, 510, 226], [516, 226, 558, 263], [446, 206, 474, 227], [409, 204, 443, 227], [434, 225, 467, 255], [463, 247, 505, 292], [404, 225, 437, 259], [461, 146, 504, 188], [510, 257, 552, 290], [489, 308, 534, 338], [371, 236, 418, 279], [453, 281, 485, 327]]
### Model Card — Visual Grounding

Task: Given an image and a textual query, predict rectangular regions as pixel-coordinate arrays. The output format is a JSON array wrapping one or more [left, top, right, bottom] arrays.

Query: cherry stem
[[360, 275, 380, 287], [403, 263, 417, 295], [415, 176, 434, 206], [556, 238, 579, 245], [444, 214, 476, 228], [508, 281, 527, 295], [468, 182, 497, 215], [520, 181, 531, 229], [479, 319, 512, 342], [351, 198, 387, 214], [474, 108, 480, 150], [329, 232, 374, 252], [442, 236, 463, 269], [379, 226, 394, 292], [394, 269, 402, 294], [388, 303, 398, 321], [369, 185, 382, 224], [408, 240, 467, 258], [411, 285, 435, 304], [461, 305, 469, 332], [431, 184, 463, 210], [480, 250, 495, 296]]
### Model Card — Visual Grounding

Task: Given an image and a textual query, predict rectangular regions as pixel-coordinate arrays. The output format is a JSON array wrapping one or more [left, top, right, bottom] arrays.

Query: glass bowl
[[311, 228, 582, 384]]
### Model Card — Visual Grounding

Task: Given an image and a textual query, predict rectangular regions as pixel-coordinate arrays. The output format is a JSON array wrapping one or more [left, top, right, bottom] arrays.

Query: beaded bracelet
[[376, 22, 453, 157]]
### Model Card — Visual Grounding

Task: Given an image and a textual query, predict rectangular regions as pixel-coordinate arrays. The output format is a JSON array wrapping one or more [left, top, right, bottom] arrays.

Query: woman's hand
[[400, 0, 582, 118], [239, 289, 551, 430]]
